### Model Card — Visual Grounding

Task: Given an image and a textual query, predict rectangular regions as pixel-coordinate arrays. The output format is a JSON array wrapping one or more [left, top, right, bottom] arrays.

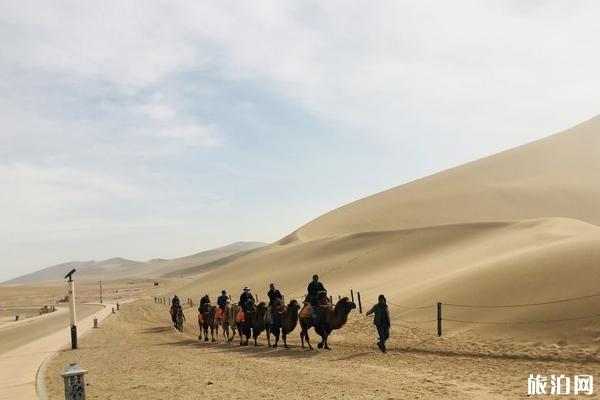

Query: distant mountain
[[3, 242, 266, 284]]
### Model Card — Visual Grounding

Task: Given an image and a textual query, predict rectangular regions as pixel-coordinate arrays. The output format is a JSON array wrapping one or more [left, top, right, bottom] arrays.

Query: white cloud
[[0, 162, 142, 233], [135, 103, 176, 121], [2, 1, 600, 280]]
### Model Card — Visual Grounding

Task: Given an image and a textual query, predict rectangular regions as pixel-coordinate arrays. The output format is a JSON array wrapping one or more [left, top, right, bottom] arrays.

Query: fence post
[[338, 295, 341, 301], [350, 289, 355, 304], [329, 295, 333, 304], [357, 292, 362, 313], [437, 302, 442, 337]]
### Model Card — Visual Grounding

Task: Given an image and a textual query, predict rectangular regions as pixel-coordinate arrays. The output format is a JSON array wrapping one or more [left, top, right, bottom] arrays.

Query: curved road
[[0, 304, 102, 355]]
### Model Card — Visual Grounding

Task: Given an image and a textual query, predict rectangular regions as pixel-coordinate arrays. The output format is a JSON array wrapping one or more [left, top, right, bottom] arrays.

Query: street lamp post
[[65, 269, 77, 350], [98, 281, 103, 304]]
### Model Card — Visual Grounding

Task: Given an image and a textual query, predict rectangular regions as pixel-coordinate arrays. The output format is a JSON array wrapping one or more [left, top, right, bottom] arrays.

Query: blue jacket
[[217, 294, 228, 308]]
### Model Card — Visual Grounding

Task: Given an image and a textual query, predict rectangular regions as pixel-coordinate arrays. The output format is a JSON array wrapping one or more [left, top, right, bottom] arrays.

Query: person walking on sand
[[366, 294, 391, 353]]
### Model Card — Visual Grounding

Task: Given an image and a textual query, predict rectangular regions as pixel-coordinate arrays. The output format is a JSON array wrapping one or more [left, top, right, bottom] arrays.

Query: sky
[[1, 1, 600, 282]]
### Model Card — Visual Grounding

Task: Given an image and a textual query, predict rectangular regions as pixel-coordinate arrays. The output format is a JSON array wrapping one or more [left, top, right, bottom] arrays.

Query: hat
[[243, 287, 250, 291], [221, 290, 226, 294]]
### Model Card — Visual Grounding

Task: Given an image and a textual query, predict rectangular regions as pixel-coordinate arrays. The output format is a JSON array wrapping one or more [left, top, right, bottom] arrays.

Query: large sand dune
[[286, 115, 600, 241], [175, 115, 600, 345]]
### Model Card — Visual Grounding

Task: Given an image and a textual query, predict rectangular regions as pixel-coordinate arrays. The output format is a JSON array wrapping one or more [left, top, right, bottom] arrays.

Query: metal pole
[[437, 302, 442, 337], [99, 281, 102, 304], [68, 278, 78, 349], [116, 289, 120, 311], [350, 289, 354, 304]]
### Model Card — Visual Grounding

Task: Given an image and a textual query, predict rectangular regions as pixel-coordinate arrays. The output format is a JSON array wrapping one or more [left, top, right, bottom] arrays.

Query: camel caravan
[[169, 275, 357, 350]]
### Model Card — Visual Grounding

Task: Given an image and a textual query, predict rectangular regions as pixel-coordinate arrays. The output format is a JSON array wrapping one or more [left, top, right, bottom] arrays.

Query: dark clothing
[[307, 281, 326, 305], [367, 302, 391, 351], [366, 303, 390, 327], [172, 297, 180, 307], [267, 289, 283, 307], [217, 295, 228, 309], [377, 324, 389, 341], [199, 296, 210, 313], [239, 292, 255, 312], [377, 325, 390, 348]]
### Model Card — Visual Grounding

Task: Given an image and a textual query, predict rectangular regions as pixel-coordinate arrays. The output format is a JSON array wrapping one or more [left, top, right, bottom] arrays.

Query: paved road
[[0, 304, 102, 355]]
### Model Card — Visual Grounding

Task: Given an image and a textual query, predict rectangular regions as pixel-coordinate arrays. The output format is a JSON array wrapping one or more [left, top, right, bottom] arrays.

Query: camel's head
[[257, 301, 268, 315], [287, 299, 301, 312], [336, 297, 357, 314]]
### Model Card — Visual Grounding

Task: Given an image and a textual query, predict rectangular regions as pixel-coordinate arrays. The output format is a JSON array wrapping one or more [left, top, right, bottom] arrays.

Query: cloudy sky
[[1, 1, 600, 281]]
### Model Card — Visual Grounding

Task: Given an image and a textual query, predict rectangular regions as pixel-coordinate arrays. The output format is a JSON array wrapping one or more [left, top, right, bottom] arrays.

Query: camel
[[220, 302, 238, 343], [249, 301, 269, 346], [266, 299, 301, 348], [198, 303, 215, 342], [236, 300, 269, 346], [299, 296, 356, 350], [236, 300, 255, 346]]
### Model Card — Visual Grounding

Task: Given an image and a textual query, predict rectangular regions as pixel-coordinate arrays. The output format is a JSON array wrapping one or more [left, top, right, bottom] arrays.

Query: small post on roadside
[[93, 317, 98, 328], [350, 289, 355, 304], [98, 280, 103, 304], [64, 269, 78, 350], [61, 362, 87, 400], [437, 302, 442, 337], [116, 289, 120, 311]]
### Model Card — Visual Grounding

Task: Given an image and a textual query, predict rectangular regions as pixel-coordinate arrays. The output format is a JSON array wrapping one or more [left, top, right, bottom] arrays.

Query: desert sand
[[42, 301, 599, 399], [5, 115, 600, 398]]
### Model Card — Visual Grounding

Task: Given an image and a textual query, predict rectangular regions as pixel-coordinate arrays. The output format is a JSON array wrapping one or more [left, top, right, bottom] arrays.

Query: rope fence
[[153, 287, 600, 337]]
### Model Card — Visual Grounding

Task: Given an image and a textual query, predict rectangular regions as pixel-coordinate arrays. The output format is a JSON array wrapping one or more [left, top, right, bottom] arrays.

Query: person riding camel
[[267, 283, 284, 325], [198, 294, 211, 324], [170, 295, 180, 325], [307, 274, 326, 319], [239, 287, 255, 322], [216, 290, 228, 320]]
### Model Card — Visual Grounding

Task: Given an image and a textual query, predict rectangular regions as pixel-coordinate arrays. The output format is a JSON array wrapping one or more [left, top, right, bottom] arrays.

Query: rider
[[174, 302, 186, 330], [170, 295, 180, 325], [198, 294, 211, 323], [239, 287, 255, 321], [217, 290, 228, 319], [267, 283, 284, 325], [307, 274, 326, 319]]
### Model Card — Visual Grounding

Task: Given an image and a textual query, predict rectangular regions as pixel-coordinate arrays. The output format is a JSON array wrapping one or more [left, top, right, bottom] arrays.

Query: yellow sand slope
[[180, 116, 600, 343]]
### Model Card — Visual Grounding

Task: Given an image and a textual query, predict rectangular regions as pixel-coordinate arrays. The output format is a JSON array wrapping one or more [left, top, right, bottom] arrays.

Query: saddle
[[236, 309, 245, 323], [299, 303, 312, 318], [272, 302, 285, 316]]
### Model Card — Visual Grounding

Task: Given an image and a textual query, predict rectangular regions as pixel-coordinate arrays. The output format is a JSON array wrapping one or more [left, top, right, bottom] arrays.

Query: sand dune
[[285, 114, 600, 242], [174, 116, 600, 345]]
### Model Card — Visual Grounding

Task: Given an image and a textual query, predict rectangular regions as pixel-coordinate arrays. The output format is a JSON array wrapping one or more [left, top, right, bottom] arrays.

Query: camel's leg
[[282, 331, 288, 348], [273, 329, 280, 348], [229, 324, 235, 343], [322, 332, 331, 350], [302, 328, 313, 350], [266, 328, 272, 347]]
